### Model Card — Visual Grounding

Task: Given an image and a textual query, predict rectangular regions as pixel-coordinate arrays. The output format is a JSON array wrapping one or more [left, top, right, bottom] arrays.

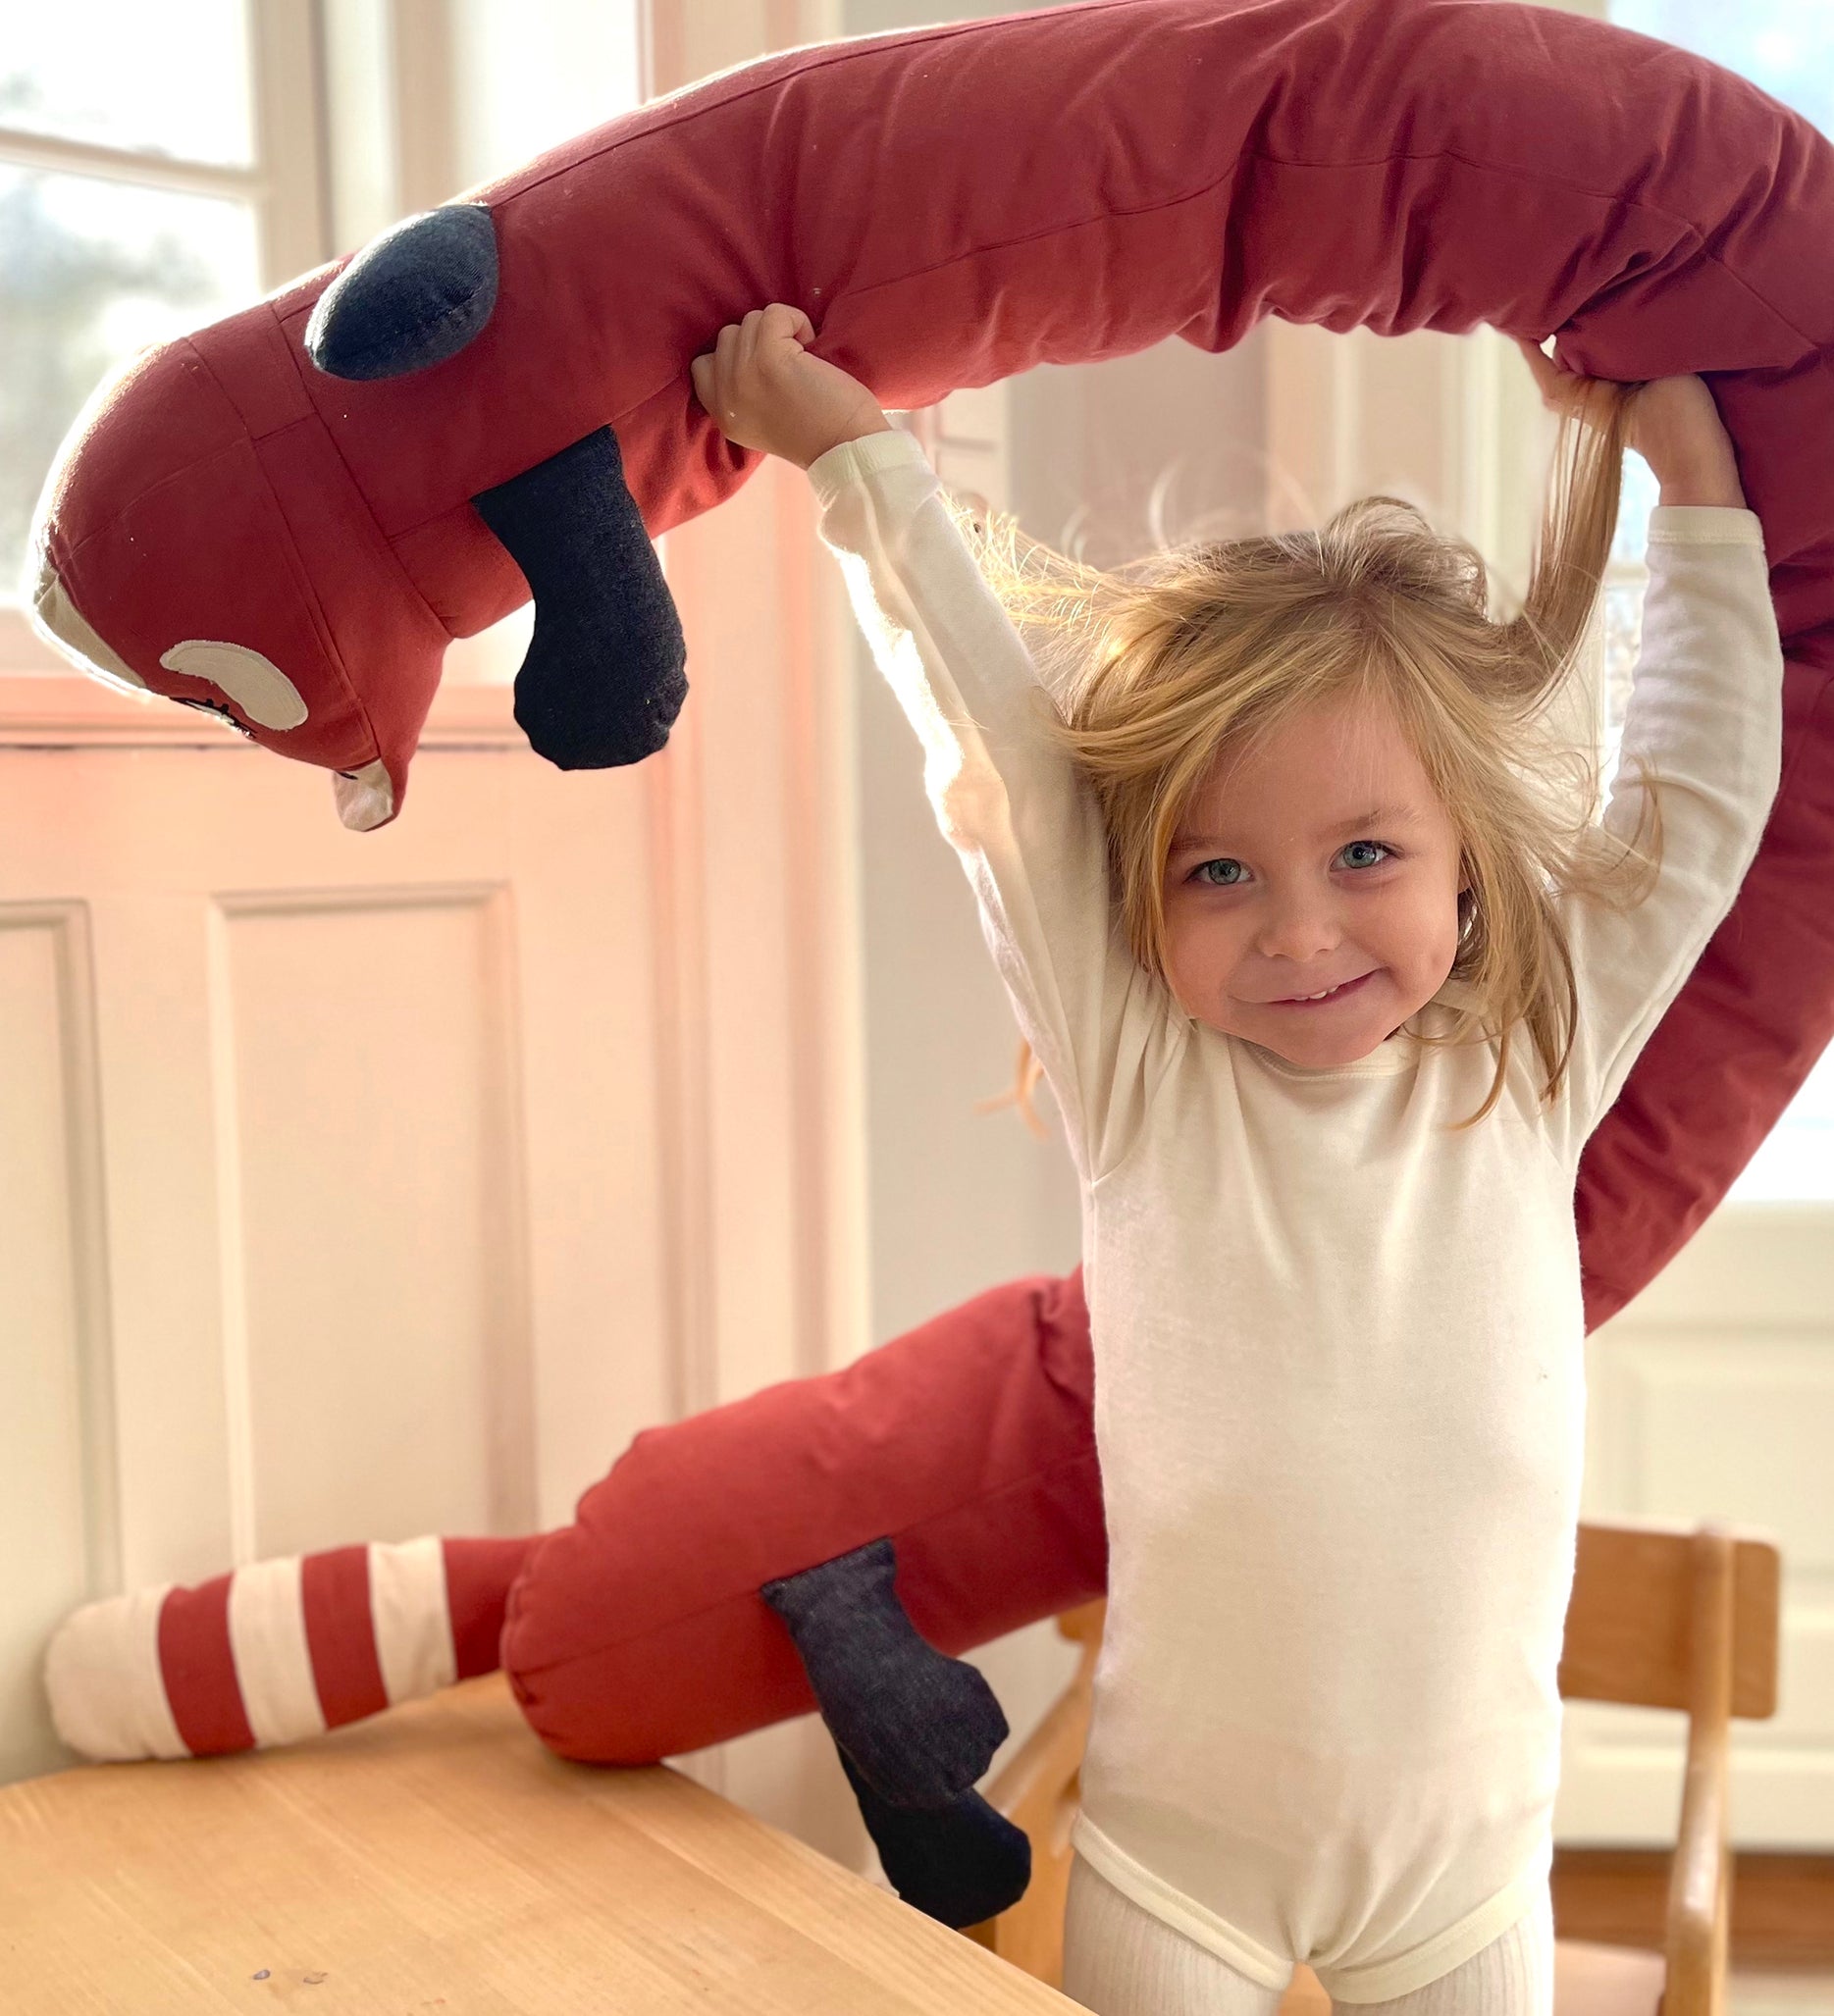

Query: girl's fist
[[1511, 336, 1744, 506], [691, 304, 891, 468]]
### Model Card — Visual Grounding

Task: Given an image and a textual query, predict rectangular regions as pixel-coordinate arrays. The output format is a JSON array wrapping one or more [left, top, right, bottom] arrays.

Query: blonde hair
[[963, 379, 1661, 1131]]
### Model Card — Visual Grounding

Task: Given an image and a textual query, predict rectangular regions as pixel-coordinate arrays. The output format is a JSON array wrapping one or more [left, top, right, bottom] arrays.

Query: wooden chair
[[963, 1520, 1781, 2016]]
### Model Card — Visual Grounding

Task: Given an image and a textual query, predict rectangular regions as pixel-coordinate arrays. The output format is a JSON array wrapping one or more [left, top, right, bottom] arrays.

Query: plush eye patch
[[158, 641, 309, 731]]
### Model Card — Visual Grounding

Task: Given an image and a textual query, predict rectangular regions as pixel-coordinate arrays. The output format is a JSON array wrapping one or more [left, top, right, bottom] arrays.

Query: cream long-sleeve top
[[808, 427, 1783, 2004]]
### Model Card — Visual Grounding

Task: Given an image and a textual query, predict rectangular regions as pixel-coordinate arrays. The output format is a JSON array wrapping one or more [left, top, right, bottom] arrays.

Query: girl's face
[[1161, 693, 1466, 1067]]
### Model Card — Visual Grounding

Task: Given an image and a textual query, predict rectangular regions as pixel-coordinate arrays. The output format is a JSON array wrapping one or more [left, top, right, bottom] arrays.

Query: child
[[691, 307, 1781, 2014]]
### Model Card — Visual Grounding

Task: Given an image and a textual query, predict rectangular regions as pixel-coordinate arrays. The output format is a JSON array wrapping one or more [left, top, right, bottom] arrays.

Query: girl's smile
[[1259, 968, 1379, 1008]]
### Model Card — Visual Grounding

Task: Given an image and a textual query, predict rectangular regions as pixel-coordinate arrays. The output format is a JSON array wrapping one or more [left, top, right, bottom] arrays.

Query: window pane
[[1727, 1047, 1834, 1202], [1605, 2, 1834, 1202], [1598, 448, 1658, 765], [0, 1, 252, 167], [1610, 2, 1834, 135], [0, 168, 259, 605]]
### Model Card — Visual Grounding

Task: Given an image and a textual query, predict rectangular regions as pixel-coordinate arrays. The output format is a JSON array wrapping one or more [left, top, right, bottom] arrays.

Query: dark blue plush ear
[[305, 203, 498, 382], [472, 427, 689, 769]]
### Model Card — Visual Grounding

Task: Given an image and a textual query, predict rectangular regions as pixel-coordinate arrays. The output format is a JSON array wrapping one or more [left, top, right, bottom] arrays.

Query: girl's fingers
[[1513, 335, 1591, 419], [711, 304, 814, 377], [753, 304, 813, 376], [760, 302, 815, 347], [694, 307, 820, 436], [697, 325, 743, 414]]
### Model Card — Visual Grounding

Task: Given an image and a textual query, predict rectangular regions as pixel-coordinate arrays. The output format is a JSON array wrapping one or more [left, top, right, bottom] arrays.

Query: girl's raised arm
[[692, 308, 1164, 1178], [1528, 353, 1785, 1150]]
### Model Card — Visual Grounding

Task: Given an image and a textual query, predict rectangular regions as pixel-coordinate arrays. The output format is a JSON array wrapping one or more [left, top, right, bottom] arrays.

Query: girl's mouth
[[1270, 970, 1375, 1008]]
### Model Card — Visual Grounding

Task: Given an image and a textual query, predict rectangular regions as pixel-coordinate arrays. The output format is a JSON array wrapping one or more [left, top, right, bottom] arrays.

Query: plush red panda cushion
[[36, 0, 1834, 1768]]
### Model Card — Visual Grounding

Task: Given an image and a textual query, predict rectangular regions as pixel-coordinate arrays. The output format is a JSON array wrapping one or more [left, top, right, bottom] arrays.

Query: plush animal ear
[[304, 204, 499, 382], [472, 427, 688, 769]]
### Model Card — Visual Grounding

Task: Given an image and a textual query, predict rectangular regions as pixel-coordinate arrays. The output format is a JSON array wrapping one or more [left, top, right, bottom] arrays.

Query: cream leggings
[[1062, 1857, 1554, 2016]]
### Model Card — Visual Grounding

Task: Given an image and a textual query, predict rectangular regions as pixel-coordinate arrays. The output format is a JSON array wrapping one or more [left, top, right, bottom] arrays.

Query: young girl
[[692, 309, 1782, 2016]]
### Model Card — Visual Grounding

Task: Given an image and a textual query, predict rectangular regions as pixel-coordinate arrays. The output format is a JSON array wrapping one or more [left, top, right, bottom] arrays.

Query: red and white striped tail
[[44, 1534, 531, 1762]]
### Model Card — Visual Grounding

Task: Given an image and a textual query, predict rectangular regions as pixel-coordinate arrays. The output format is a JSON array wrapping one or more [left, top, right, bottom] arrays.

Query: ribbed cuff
[[1646, 503, 1763, 545], [807, 426, 929, 505]]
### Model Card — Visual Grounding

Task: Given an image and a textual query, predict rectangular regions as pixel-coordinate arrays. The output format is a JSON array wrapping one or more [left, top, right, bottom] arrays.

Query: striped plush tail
[[44, 1534, 536, 1762]]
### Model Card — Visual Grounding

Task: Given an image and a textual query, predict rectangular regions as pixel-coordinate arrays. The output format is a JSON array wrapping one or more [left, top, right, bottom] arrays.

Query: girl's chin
[[1223, 999, 1406, 1062]]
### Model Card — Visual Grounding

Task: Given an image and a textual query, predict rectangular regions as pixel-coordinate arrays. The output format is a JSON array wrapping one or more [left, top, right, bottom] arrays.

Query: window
[[1599, 0, 1834, 1202], [0, 0, 324, 676]]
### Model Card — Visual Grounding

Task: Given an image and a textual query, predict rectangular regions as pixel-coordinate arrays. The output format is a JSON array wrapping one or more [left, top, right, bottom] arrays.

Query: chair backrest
[[1558, 1521, 1779, 1718], [967, 1520, 1781, 1987], [963, 1600, 1102, 1982]]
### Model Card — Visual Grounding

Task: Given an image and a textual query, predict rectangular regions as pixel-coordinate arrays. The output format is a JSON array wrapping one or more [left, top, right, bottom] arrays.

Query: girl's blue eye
[[1193, 858, 1246, 887], [1339, 840, 1393, 870]]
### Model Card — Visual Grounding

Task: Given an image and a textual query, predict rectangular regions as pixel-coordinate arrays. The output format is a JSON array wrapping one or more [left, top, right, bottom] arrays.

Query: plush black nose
[[304, 203, 499, 382], [472, 427, 689, 770]]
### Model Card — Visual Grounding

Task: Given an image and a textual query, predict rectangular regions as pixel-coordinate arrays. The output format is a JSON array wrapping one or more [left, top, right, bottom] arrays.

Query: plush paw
[[762, 1537, 1009, 1810], [838, 1749, 1031, 1928]]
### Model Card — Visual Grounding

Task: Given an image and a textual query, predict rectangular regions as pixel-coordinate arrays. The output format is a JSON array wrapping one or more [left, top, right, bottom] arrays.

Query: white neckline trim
[[1236, 1026, 1421, 1080]]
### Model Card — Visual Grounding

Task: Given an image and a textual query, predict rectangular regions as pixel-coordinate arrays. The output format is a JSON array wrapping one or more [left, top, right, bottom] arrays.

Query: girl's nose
[[1256, 893, 1341, 962]]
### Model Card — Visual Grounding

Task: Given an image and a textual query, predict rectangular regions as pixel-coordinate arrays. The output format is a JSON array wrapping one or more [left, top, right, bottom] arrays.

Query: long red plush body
[[37, 0, 1834, 1766]]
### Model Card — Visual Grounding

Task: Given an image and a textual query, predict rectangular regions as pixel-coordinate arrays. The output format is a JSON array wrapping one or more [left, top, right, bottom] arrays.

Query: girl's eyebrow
[[1324, 803, 1420, 837], [1170, 804, 1421, 853]]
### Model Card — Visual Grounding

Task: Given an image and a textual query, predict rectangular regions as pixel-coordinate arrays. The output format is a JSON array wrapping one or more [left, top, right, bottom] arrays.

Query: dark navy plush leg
[[761, 1537, 1009, 1811], [472, 428, 688, 770], [304, 203, 499, 382], [838, 1749, 1031, 1929]]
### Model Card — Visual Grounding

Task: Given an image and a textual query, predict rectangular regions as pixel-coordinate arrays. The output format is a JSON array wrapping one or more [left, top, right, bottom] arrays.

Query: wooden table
[[0, 1677, 1075, 2013]]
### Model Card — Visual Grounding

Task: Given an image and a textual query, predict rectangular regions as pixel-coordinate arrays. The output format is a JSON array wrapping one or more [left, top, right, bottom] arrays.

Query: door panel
[[220, 887, 535, 1556]]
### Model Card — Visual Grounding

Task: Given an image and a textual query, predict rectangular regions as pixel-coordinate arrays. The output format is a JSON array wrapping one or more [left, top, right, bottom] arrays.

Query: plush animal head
[[27, 334, 451, 828]]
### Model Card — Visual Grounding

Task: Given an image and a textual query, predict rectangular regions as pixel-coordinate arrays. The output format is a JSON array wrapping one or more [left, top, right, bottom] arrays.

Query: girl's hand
[[691, 304, 892, 468], [1511, 336, 1746, 508]]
